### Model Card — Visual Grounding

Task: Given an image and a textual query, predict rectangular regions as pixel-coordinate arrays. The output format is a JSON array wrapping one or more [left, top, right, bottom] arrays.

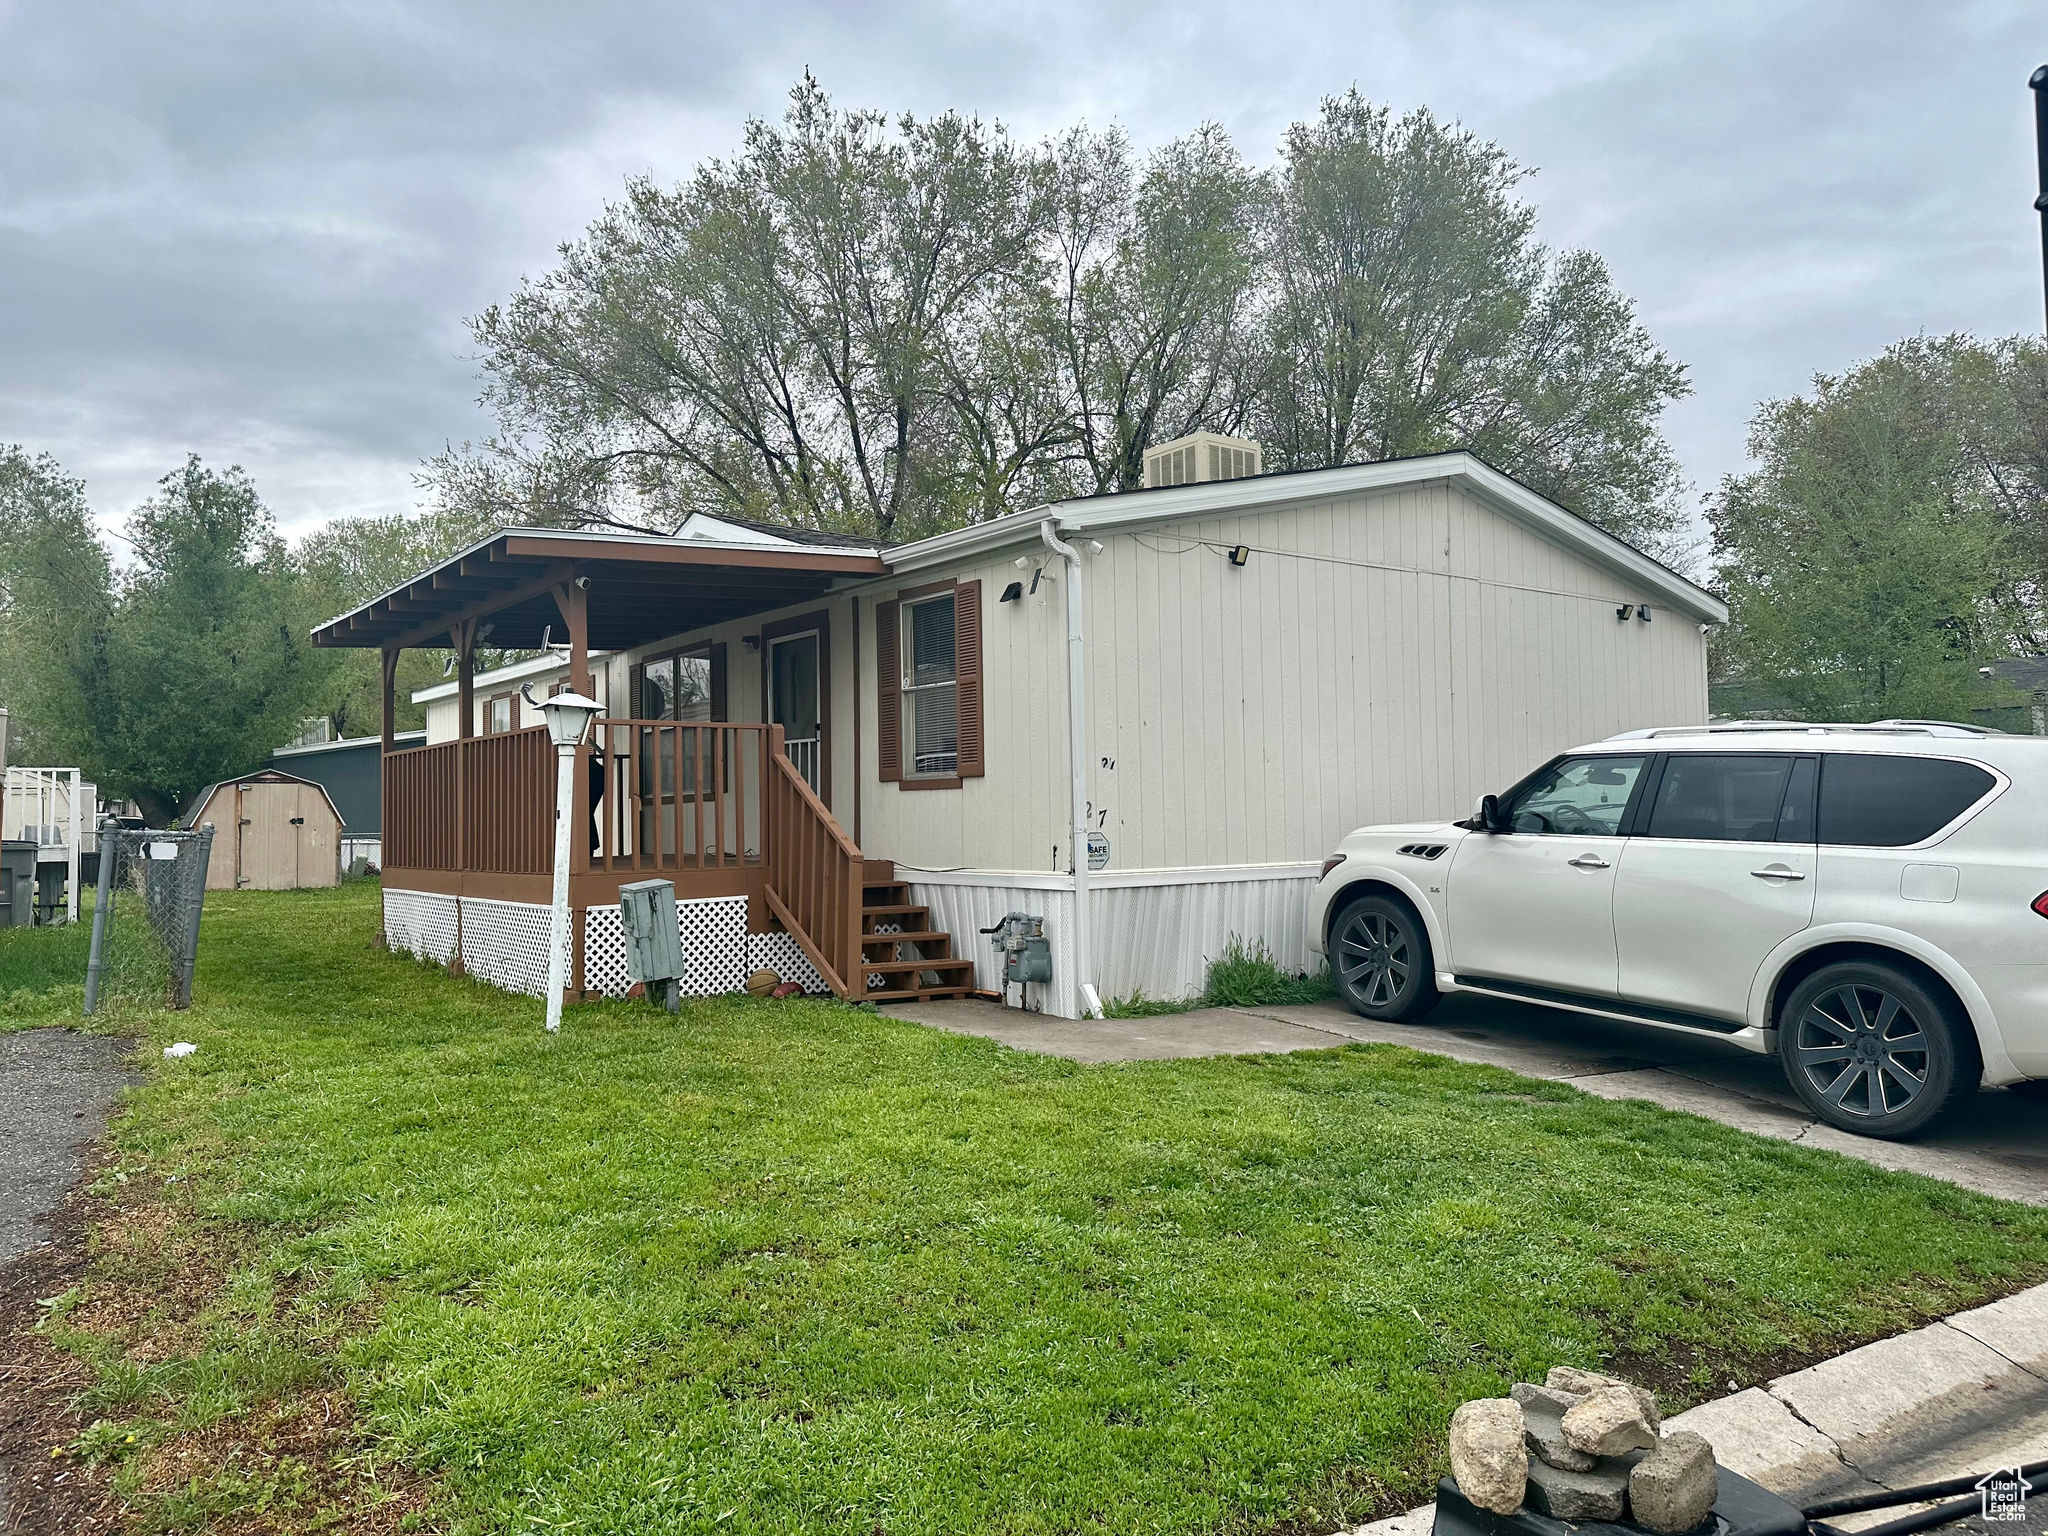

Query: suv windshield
[[1505, 755, 1647, 836]]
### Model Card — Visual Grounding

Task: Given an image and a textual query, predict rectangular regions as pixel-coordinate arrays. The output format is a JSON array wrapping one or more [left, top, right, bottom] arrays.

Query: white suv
[[1307, 723, 2048, 1139]]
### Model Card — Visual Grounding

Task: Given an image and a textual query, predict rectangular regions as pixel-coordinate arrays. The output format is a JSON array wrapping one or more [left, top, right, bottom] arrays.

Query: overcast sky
[[2, 0, 2043, 546]]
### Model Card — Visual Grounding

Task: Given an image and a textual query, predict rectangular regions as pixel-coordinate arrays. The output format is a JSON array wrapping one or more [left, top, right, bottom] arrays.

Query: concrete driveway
[[883, 993, 2048, 1205]]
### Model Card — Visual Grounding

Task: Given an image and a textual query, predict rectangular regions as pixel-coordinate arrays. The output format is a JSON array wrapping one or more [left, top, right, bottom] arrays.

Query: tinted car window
[[1818, 754, 1996, 847], [1505, 755, 1646, 836], [1646, 755, 1794, 841]]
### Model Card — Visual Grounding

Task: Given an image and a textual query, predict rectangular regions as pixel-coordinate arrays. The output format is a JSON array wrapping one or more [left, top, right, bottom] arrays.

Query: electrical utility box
[[618, 879, 687, 1010]]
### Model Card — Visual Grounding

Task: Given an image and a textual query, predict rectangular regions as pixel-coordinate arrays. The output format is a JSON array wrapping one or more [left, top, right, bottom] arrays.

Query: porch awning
[[310, 528, 888, 652]]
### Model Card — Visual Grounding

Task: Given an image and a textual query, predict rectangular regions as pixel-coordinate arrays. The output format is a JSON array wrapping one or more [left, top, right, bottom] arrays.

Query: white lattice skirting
[[581, 895, 748, 998], [383, 889, 457, 965], [385, 890, 828, 1001]]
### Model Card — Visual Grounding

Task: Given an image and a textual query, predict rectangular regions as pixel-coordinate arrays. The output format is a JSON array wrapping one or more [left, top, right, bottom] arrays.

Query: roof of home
[[880, 450, 1728, 624], [311, 451, 1727, 650], [410, 649, 611, 705], [271, 731, 427, 758], [182, 770, 346, 830]]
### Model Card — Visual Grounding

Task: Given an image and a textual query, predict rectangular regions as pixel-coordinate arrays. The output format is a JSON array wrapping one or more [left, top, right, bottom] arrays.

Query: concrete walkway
[[883, 993, 2048, 1205]]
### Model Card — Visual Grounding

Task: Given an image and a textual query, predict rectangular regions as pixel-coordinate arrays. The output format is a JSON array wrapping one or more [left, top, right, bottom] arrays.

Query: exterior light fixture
[[524, 684, 605, 1033], [1616, 604, 1635, 621], [1081, 539, 1105, 556], [1014, 555, 1033, 570], [741, 634, 761, 653], [1000, 581, 1024, 603], [1227, 545, 1251, 567], [1637, 606, 1652, 623]]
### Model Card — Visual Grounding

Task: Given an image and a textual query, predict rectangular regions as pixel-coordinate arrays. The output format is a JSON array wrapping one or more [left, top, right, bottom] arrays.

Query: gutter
[[1040, 518, 1103, 1020]]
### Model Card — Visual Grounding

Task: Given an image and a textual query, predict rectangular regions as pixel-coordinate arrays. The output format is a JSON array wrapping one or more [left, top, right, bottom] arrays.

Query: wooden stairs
[[859, 861, 976, 1003]]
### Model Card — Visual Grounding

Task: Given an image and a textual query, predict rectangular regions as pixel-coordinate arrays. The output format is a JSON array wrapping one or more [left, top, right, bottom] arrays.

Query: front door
[[1614, 754, 1818, 1023], [768, 630, 823, 793], [1448, 753, 1650, 997]]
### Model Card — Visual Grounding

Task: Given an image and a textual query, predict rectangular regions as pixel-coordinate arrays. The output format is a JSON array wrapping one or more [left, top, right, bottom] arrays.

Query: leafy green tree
[[1255, 92, 1690, 553], [88, 459, 334, 823], [0, 446, 114, 767], [434, 78, 1692, 547], [1711, 339, 2035, 723], [1046, 123, 1266, 493]]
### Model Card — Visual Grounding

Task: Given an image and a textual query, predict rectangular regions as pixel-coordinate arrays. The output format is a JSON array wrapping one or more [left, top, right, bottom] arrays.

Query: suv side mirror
[[1470, 793, 1505, 833]]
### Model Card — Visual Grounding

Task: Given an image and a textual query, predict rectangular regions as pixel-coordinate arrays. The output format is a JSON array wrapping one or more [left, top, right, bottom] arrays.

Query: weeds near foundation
[[1102, 935, 1336, 1016]]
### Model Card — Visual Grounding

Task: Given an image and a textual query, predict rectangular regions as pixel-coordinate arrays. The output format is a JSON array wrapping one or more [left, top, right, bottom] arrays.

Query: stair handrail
[[760, 725, 867, 999]]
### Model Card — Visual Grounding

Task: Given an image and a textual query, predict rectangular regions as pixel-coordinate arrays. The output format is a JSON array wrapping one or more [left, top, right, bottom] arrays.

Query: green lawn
[[9, 882, 2048, 1534]]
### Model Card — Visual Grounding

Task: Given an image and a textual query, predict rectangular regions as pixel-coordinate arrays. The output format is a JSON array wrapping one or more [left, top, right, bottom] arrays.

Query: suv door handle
[[1751, 865, 1806, 881], [1567, 853, 1611, 870]]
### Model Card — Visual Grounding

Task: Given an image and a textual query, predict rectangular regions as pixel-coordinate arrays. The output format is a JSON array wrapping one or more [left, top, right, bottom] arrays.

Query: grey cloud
[[1, 0, 2041, 542]]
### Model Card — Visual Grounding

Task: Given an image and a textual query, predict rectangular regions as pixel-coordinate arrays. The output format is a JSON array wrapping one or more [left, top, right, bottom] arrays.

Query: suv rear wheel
[[1331, 893, 1440, 1022], [1776, 961, 1979, 1139]]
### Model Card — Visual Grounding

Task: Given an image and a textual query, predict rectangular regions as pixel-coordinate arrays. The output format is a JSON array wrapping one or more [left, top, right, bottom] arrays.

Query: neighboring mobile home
[[313, 446, 1726, 1017]]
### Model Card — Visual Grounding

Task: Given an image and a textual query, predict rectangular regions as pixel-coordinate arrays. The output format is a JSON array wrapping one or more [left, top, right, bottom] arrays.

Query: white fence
[[1, 767, 94, 923]]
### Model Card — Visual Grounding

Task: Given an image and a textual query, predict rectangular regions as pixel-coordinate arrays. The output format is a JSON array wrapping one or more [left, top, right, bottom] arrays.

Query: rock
[[1563, 1384, 1659, 1457], [1512, 1382, 1585, 1417], [1631, 1430, 1720, 1535], [1523, 1451, 1639, 1522], [1547, 1365, 1625, 1396], [1521, 1401, 1597, 1472], [1545, 1367, 1662, 1433], [1449, 1398, 1528, 1516]]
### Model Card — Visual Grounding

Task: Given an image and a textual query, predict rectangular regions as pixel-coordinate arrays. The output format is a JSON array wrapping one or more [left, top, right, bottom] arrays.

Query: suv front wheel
[[1330, 893, 1440, 1022], [1776, 960, 1980, 1139]]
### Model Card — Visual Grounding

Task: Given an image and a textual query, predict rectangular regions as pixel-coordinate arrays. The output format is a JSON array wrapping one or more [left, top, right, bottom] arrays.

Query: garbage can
[[0, 841, 36, 929]]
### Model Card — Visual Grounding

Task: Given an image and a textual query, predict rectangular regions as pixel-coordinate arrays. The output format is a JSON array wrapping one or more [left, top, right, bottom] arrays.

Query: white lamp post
[[527, 685, 605, 1033]]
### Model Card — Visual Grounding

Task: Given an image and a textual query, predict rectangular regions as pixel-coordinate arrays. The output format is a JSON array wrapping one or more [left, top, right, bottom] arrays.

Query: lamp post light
[[527, 685, 604, 1033]]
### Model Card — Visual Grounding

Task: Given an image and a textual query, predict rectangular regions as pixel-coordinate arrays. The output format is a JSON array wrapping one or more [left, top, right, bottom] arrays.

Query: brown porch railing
[[382, 719, 867, 998], [761, 727, 866, 1000], [591, 721, 772, 872], [383, 726, 553, 874]]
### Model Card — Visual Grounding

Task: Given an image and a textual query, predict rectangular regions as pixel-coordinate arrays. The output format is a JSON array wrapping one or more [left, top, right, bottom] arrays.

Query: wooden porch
[[378, 718, 976, 1002]]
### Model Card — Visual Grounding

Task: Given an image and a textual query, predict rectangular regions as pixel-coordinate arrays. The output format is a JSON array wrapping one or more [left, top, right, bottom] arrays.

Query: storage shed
[[184, 771, 346, 889]]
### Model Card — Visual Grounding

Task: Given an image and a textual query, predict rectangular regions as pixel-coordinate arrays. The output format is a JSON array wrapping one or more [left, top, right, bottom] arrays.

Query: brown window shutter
[[709, 643, 728, 722], [954, 579, 984, 778], [628, 662, 645, 719], [876, 598, 901, 782]]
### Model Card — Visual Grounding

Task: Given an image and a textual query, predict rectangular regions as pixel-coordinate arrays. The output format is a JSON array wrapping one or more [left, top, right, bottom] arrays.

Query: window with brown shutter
[[879, 581, 982, 789], [875, 598, 901, 782], [954, 580, 983, 778]]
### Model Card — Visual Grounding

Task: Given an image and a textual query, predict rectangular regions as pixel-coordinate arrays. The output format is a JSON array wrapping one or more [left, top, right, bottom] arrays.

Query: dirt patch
[[0, 1159, 438, 1535], [0, 1157, 123, 1535]]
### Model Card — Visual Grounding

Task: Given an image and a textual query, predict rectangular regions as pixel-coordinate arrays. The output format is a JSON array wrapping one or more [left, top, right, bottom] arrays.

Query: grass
[[0, 900, 94, 1024], [1104, 936, 1336, 1017], [7, 883, 2048, 1534]]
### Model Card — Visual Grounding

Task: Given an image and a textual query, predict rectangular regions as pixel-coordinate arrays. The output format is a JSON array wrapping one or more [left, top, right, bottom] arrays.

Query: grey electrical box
[[618, 878, 686, 1010], [985, 911, 1052, 986]]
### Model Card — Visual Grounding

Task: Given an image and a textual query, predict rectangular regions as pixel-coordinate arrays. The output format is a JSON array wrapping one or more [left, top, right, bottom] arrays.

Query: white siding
[[1081, 481, 1708, 871], [857, 553, 1071, 876]]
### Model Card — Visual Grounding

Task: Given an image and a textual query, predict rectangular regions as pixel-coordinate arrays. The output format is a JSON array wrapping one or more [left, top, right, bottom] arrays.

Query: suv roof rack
[[1608, 720, 1999, 741]]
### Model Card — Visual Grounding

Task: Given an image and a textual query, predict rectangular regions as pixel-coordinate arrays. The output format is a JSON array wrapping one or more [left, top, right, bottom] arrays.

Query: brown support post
[[380, 645, 399, 750], [551, 576, 593, 696], [452, 618, 477, 740]]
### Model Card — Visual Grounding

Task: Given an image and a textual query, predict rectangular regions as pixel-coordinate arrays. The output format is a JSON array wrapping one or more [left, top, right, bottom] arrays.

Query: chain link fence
[[83, 825, 214, 1015]]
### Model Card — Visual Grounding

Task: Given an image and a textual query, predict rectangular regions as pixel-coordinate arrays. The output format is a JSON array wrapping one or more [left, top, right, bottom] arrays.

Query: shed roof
[[183, 770, 346, 830]]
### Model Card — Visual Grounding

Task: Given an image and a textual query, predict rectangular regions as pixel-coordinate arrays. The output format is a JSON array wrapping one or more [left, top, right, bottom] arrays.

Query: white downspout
[[1040, 519, 1101, 1019]]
